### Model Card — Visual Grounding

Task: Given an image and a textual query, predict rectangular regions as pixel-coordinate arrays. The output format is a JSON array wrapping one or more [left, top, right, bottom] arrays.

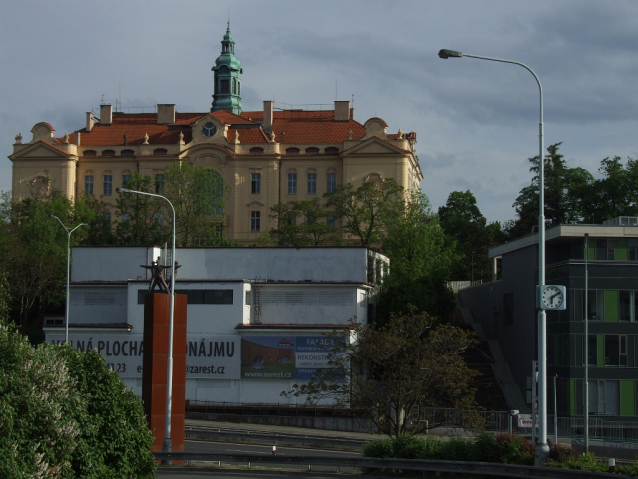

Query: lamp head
[[116, 187, 131, 194], [438, 49, 463, 59]]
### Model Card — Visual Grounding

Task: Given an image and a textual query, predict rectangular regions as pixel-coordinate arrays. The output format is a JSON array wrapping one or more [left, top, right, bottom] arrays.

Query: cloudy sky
[[1, 0, 637, 224]]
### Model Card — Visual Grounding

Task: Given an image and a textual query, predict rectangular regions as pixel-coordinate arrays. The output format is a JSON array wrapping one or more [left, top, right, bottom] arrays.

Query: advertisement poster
[[241, 335, 343, 380], [47, 333, 241, 379]]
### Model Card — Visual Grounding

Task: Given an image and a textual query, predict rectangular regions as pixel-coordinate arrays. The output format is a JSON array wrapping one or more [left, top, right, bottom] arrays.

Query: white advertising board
[[47, 333, 240, 379]]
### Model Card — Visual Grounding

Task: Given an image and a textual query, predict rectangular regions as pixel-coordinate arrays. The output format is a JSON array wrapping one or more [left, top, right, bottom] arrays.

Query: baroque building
[[9, 25, 422, 244]]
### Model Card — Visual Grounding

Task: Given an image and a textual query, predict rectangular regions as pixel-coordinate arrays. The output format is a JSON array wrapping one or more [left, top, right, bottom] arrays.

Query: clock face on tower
[[202, 122, 217, 137]]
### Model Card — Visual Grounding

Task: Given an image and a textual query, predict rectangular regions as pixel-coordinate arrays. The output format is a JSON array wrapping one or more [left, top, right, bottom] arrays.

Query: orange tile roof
[[55, 108, 388, 150]]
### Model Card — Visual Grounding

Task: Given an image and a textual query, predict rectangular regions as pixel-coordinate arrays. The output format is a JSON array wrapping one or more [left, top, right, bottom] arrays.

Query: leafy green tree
[[163, 162, 232, 247], [0, 317, 156, 478], [74, 193, 116, 245], [115, 172, 167, 245], [509, 143, 594, 239], [283, 307, 481, 437], [379, 191, 456, 322], [438, 190, 505, 282], [588, 156, 638, 223], [324, 178, 403, 247], [266, 198, 340, 247]]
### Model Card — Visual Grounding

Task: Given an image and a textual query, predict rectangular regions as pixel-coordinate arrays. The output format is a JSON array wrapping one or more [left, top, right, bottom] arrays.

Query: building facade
[[9, 25, 422, 245], [43, 246, 388, 404], [459, 218, 638, 419]]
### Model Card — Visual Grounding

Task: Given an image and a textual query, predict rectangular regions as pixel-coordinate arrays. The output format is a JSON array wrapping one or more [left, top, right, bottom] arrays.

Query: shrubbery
[[0, 318, 156, 478], [364, 433, 638, 475]]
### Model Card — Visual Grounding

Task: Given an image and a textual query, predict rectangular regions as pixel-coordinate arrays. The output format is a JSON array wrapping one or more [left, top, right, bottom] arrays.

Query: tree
[[324, 179, 403, 247], [265, 198, 340, 247], [509, 143, 594, 239], [379, 191, 456, 322], [163, 162, 232, 247], [438, 190, 505, 282], [115, 173, 168, 245], [0, 317, 156, 478], [588, 156, 638, 223], [283, 307, 482, 437]]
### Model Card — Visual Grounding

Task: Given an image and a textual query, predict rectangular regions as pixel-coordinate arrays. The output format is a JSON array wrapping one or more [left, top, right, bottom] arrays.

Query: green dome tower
[[211, 23, 243, 114]]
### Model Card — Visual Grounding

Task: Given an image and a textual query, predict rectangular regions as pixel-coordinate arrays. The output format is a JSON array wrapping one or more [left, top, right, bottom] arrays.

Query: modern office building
[[459, 217, 638, 419], [9, 24, 422, 245]]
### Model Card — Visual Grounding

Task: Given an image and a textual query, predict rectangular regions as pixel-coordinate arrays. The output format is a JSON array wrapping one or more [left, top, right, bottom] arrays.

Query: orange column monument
[[142, 293, 187, 454]]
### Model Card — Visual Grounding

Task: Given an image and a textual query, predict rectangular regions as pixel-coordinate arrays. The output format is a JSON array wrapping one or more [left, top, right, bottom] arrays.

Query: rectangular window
[[84, 175, 94, 195], [103, 175, 112, 196], [220, 79, 230, 94], [326, 172, 337, 193], [587, 335, 597, 366], [620, 291, 633, 322], [587, 290, 605, 321], [140, 289, 233, 305], [251, 211, 260, 232], [307, 173, 316, 194], [122, 174, 131, 187], [288, 173, 297, 194], [326, 215, 335, 230], [605, 335, 628, 367], [251, 173, 261, 194], [155, 174, 164, 193], [103, 212, 111, 226]]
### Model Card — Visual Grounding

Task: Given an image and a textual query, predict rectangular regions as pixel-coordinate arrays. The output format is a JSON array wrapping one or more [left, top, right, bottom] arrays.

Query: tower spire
[[211, 23, 242, 114]]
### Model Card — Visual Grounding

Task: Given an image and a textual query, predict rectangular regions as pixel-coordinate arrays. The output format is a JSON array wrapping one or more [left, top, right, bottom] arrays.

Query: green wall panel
[[605, 290, 619, 322], [569, 379, 576, 415], [620, 380, 635, 416], [587, 239, 596, 260], [615, 240, 628, 261]]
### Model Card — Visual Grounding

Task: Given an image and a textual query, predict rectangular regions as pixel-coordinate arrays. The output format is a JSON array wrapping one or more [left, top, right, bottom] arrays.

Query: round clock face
[[541, 285, 564, 309], [202, 122, 217, 137]]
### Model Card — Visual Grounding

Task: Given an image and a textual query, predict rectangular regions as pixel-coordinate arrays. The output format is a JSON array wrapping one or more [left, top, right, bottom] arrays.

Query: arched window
[[305, 147, 320, 155], [249, 147, 264, 154], [325, 147, 339, 155], [102, 150, 116, 156], [232, 78, 237, 94], [84, 150, 97, 157], [153, 148, 168, 155], [121, 149, 134, 156], [286, 147, 300, 155]]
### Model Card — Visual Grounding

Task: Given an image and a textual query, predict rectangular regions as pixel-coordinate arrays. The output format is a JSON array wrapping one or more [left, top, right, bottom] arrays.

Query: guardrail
[[154, 452, 627, 478], [186, 427, 365, 449]]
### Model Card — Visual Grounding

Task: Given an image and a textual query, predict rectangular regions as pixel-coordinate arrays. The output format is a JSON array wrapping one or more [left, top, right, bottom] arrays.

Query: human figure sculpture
[[140, 257, 171, 293]]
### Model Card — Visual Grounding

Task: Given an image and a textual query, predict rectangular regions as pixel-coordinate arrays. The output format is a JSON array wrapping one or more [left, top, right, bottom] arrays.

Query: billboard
[[241, 335, 343, 380], [47, 333, 241, 379]]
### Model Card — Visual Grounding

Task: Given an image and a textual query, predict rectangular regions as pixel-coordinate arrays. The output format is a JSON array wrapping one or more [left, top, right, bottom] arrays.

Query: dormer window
[[84, 150, 97, 157], [121, 149, 134, 156], [286, 148, 300, 155], [325, 147, 339, 155], [153, 148, 168, 155], [305, 147, 320, 155], [102, 150, 116, 157], [250, 147, 264, 154]]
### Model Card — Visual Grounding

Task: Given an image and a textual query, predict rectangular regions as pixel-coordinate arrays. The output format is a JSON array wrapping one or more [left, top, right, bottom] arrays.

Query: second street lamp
[[438, 48, 559, 465], [117, 187, 176, 454], [50, 215, 88, 343]]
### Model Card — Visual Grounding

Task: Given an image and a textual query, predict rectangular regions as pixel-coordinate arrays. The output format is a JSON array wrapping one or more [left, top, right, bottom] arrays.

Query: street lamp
[[50, 215, 88, 343], [439, 49, 550, 465], [584, 233, 590, 452], [117, 187, 176, 454]]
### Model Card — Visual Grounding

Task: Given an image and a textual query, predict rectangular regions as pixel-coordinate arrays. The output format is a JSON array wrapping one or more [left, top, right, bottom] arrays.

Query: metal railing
[[154, 452, 625, 478]]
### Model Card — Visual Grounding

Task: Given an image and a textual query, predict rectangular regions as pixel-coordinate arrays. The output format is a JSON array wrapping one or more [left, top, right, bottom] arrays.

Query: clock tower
[[211, 23, 243, 115]]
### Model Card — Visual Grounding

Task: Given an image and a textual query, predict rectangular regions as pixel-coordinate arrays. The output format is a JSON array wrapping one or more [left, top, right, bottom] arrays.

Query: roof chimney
[[157, 104, 176, 124], [86, 112, 94, 132], [100, 104, 113, 125], [334, 101, 350, 122], [263, 101, 274, 133]]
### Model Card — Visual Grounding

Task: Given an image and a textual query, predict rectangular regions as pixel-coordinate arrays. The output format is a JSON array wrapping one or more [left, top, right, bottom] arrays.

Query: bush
[[549, 442, 575, 462], [616, 463, 638, 477], [492, 433, 534, 465], [545, 452, 607, 472], [0, 320, 156, 478], [393, 434, 429, 459], [363, 437, 395, 458]]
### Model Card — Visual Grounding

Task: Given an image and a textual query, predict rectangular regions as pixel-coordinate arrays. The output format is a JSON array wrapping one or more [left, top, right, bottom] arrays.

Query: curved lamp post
[[49, 215, 88, 343], [116, 187, 176, 454], [438, 49, 549, 465]]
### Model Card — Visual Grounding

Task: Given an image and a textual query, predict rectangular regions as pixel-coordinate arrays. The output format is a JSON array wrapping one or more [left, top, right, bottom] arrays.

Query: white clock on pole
[[537, 285, 566, 310]]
